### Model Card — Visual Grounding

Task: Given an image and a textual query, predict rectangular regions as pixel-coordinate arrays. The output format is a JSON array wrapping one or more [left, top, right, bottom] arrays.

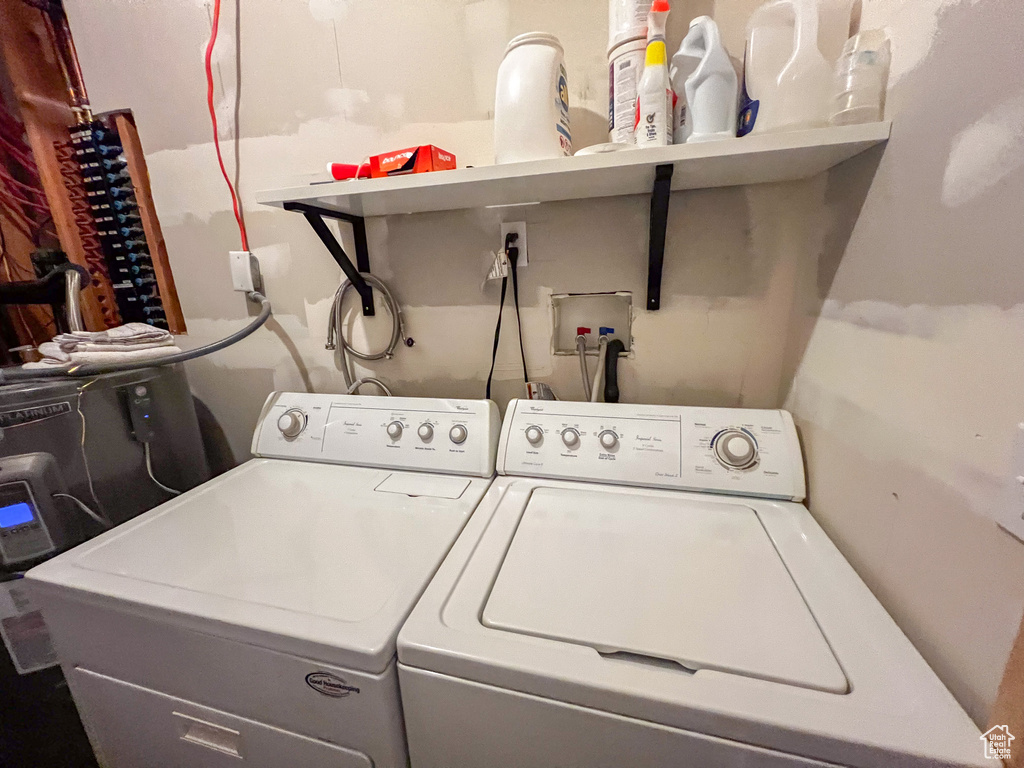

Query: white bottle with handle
[[672, 16, 738, 143], [738, 0, 833, 135]]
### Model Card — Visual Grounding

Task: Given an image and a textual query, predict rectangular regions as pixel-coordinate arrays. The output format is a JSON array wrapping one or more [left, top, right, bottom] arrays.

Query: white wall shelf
[[256, 122, 890, 217], [258, 121, 890, 312]]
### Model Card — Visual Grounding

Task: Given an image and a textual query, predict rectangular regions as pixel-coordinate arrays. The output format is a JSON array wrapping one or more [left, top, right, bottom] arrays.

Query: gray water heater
[[0, 364, 212, 768]]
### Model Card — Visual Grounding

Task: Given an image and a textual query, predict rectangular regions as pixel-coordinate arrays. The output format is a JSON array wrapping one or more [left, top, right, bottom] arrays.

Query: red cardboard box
[[368, 145, 456, 178]]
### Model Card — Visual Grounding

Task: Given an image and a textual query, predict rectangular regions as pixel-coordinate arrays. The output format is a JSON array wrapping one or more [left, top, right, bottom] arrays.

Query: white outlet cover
[[999, 422, 1024, 542], [500, 222, 528, 267]]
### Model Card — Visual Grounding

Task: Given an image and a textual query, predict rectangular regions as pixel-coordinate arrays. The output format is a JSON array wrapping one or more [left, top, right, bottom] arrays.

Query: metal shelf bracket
[[282, 201, 375, 316], [646, 163, 674, 311]]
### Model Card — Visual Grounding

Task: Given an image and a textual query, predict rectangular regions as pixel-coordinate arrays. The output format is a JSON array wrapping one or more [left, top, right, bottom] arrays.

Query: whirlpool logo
[[305, 672, 360, 698]]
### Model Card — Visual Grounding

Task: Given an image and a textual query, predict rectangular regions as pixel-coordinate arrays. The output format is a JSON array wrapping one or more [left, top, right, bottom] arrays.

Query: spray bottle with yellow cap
[[635, 0, 673, 147]]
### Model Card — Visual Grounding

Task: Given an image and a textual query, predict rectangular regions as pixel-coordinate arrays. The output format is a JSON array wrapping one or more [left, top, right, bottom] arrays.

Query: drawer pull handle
[[173, 711, 242, 758]]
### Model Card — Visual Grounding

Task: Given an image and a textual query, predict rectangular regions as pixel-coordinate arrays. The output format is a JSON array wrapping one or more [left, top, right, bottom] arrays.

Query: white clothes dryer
[[26, 392, 499, 768], [397, 399, 987, 768]]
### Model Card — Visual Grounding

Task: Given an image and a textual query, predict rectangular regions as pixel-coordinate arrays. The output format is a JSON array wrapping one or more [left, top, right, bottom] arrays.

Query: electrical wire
[[52, 492, 111, 529], [204, 0, 249, 251], [144, 441, 181, 496], [75, 379, 107, 516], [327, 274, 405, 391]]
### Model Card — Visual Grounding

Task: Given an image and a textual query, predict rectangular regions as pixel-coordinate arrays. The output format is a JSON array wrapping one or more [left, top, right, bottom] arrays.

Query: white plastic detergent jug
[[671, 16, 738, 143], [738, 0, 835, 135], [494, 33, 572, 163]]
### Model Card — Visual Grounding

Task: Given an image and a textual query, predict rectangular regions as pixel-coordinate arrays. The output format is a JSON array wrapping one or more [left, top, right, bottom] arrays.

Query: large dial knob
[[525, 426, 543, 445], [713, 429, 758, 469], [561, 428, 580, 448], [417, 423, 434, 441], [598, 430, 619, 450], [277, 408, 307, 439], [386, 421, 404, 439], [449, 424, 468, 444]]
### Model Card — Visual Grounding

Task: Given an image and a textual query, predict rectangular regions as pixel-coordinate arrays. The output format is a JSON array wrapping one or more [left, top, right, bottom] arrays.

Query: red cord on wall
[[204, 0, 249, 251]]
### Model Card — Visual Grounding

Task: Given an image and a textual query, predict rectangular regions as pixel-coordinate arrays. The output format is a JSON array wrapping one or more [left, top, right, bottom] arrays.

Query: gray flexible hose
[[327, 274, 405, 390], [0, 292, 271, 383], [65, 270, 85, 332], [345, 377, 393, 396], [576, 335, 590, 400]]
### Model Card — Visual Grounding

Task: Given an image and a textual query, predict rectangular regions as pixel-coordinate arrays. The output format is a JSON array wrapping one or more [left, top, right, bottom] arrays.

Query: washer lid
[[29, 459, 491, 673], [482, 488, 848, 693]]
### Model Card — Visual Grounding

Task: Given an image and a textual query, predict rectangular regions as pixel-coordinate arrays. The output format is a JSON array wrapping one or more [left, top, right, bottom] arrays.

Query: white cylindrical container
[[608, 37, 645, 144], [829, 30, 890, 125], [494, 32, 572, 164], [609, 0, 653, 51]]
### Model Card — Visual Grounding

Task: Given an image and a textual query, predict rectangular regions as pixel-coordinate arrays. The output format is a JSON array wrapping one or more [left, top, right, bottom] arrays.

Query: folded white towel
[[23, 344, 183, 369], [55, 322, 171, 352], [72, 339, 175, 353]]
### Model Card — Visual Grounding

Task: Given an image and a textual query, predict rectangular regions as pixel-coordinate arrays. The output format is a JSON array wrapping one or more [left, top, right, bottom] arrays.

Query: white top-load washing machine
[[397, 399, 988, 768], [26, 392, 499, 768]]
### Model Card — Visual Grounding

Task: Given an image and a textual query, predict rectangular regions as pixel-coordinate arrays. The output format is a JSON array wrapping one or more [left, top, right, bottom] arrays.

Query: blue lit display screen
[[0, 502, 34, 529]]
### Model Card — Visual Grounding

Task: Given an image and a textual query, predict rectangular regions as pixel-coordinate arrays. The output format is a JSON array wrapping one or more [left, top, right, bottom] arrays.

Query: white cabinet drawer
[[70, 667, 373, 768]]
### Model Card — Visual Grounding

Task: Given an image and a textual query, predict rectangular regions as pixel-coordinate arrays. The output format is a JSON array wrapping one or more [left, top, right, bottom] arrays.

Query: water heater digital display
[[0, 502, 35, 529]]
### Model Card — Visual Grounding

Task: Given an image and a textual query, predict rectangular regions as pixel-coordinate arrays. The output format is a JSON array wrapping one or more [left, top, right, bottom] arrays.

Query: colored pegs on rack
[[117, 211, 141, 223], [120, 226, 144, 237]]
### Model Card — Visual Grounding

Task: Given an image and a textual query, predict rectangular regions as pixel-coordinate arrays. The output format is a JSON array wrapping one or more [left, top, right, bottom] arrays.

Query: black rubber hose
[[603, 339, 626, 403], [0, 292, 271, 383]]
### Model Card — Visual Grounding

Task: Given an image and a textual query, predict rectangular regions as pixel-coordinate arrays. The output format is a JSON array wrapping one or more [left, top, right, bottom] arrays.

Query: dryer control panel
[[251, 393, 501, 477], [498, 400, 805, 500]]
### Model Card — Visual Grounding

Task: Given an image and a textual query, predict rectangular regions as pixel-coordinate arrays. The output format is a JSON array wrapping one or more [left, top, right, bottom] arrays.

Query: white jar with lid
[[494, 32, 572, 164]]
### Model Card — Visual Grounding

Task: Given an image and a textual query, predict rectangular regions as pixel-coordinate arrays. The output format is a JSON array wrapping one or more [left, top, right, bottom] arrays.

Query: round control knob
[[449, 424, 468, 444], [525, 426, 543, 445], [561, 428, 580, 449], [599, 430, 619, 450], [386, 421, 404, 439], [417, 423, 434, 441], [713, 429, 758, 469], [277, 409, 307, 439]]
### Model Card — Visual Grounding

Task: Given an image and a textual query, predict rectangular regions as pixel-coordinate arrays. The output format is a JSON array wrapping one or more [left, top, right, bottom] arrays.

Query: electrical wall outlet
[[230, 251, 262, 292], [500, 222, 528, 267]]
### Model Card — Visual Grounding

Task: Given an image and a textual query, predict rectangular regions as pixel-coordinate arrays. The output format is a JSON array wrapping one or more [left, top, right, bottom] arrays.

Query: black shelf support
[[282, 201, 374, 316], [646, 163, 674, 311]]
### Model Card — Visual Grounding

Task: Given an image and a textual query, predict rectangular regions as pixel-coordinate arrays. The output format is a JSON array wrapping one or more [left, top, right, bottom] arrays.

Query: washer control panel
[[498, 399, 805, 500], [252, 393, 501, 477]]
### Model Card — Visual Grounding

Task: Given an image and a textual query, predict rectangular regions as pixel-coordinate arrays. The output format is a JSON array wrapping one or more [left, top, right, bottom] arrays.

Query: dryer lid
[[481, 488, 848, 693]]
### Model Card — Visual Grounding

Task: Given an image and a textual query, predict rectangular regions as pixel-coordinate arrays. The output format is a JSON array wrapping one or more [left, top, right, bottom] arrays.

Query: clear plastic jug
[[738, 0, 843, 135]]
